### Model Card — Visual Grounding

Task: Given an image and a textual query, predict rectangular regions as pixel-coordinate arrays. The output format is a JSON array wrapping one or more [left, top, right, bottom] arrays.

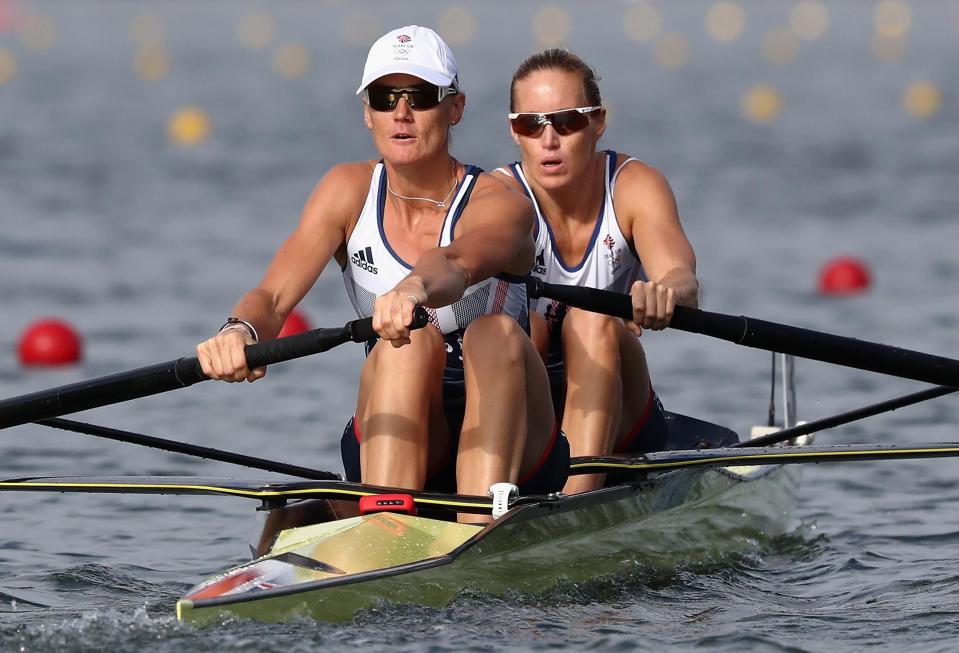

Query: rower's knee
[[409, 321, 445, 349], [365, 323, 445, 373], [563, 308, 622, 351], [462, 314, 526, 368]]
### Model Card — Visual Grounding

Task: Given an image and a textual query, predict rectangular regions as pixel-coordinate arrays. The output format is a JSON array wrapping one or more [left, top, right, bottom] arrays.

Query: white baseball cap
[[356, 25, 459, 95]]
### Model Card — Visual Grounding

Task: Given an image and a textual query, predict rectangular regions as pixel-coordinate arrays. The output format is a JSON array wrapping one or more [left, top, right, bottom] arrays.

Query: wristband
[[219, 317, 258, 343]]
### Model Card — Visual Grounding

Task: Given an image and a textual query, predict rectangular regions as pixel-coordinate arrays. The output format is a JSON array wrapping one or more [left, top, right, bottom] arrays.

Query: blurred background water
[[1, 1, 959, 651]]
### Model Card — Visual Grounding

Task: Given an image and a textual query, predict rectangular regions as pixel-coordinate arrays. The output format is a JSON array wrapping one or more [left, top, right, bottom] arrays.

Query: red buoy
[[0, 0, 16, 33], [18, 318, 83, 366], [818, 256, 871, 295], [277, 309, 311, 338]]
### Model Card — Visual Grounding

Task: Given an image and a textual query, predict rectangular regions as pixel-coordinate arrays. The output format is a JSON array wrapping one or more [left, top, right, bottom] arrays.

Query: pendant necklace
[[387, 165, 459, 209]]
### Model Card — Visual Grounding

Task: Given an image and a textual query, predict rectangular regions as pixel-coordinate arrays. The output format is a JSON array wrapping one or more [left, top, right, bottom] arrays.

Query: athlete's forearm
[[229, 288, 289, 341], [657, 267, 700, 308], [406, 248, 472, 307]]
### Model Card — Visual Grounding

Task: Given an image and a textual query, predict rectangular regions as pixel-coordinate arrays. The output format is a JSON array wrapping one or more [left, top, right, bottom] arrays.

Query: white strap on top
[[610, 156, 641, 191]]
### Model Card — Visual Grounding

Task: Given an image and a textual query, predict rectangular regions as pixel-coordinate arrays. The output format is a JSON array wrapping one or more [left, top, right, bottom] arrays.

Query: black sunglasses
[[364, 82, 458, 112], [508, 106, 603, 137]]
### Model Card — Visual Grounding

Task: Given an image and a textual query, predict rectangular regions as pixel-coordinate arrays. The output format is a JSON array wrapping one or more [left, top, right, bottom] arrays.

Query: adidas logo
[[351, 246, 378, 274], [532, 250, 547, 276]]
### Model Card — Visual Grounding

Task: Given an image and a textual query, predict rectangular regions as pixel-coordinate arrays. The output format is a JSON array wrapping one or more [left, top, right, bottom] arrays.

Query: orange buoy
[[18, 318, 83, 366], [818, 256, 871, 295], [277, 309, 311, 338]]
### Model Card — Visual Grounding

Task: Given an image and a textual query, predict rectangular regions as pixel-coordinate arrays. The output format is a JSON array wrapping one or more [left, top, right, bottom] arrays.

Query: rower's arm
[[228, 163, 367, 340], [399, 181, 534, 308], [490, 167, 524, 192], [615, 160, 699, 308]]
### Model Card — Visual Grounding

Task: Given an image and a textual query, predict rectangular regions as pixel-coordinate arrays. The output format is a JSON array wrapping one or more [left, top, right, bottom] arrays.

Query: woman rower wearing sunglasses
[[495, 49, 699, 494], [197, 27, 567, 519]]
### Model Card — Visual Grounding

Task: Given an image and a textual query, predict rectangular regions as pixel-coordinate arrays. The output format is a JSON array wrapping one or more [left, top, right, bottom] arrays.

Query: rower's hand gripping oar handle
[[173, 308, 429, 384], [0, 308, 430, 429], [228, 308, 426, 375], [527, 279, 959, 387], [525, 278, 727, 335]]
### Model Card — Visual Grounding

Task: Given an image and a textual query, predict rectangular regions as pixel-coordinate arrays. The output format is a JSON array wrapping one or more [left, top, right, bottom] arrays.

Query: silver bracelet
[[219, 317, 258, 343]]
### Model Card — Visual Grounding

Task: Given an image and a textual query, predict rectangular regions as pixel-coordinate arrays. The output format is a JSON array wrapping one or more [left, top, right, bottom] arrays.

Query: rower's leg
[[529, 310, 550, 364], [458, 315, 554, 522], [614, 325, 656, 451], [560, 308, 651, 493], [355, 324, 448, 490]]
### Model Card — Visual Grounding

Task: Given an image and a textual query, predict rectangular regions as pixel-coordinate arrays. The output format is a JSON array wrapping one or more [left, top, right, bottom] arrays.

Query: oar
[[37, 417, 339, 480], [0, 309, 429, 430], [569, 442, 959, 476], [735, 385, 958, 449], [527, 280, 959, 387]]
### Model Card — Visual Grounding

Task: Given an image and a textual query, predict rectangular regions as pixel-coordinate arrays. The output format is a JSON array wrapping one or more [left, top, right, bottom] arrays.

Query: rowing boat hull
[[177, 461, 800, 624]]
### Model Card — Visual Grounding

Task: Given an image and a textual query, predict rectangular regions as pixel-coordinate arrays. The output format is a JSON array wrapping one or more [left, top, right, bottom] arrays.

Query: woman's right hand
[[373, 278, 429, 348], [196, 329, 267, 383]]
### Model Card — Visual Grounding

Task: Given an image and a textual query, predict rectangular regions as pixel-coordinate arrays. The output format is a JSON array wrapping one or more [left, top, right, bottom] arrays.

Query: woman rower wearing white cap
[[197, 26, 568, 517], [495, 49, 699, 494]]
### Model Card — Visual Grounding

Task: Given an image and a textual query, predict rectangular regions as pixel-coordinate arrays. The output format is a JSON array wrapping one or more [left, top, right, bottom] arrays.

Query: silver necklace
[[387, 169, 459, 209]]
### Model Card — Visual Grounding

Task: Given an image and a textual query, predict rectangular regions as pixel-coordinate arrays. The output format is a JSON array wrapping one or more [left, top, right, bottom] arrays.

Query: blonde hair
[[509, 49, 602, 111]]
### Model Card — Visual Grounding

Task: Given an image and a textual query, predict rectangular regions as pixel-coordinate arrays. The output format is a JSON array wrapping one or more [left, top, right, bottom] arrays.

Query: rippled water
[[2, 1, 959, 651]]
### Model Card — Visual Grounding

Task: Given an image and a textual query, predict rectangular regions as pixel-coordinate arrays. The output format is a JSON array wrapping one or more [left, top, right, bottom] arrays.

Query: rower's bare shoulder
[[458, 173, 534, 234], [613, 154, 673, 196], [489, 166, 524, 193], [301, 161, 376, 226], [472, 172, 533, 217], [612, 154, 679, 226], [314, 161, 376, 197]]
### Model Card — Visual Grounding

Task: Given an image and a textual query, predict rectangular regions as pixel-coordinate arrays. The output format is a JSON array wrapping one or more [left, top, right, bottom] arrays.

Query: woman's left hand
[[625, 280, 677, 335]]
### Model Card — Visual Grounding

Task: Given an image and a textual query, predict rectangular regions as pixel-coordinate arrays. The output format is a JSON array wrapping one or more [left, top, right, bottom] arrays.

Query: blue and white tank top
[[342, 161, 529, 374], [505, 150, 642, 338]]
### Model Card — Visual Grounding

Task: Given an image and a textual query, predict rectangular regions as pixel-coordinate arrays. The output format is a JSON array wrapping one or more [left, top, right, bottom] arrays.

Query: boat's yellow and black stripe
[[570, 443, 959, 474], [0, 476, 496, 511], [6, 443, 959, 512]]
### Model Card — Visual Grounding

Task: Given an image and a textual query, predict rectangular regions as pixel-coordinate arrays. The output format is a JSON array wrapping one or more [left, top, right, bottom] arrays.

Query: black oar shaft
[[38, 418, 338, 480], [0, 310, 426, 430], [736, 385, 958, 448], [0, 358, 200, 430], [678, 311, 959, 388], [528, 280, 959, 388]]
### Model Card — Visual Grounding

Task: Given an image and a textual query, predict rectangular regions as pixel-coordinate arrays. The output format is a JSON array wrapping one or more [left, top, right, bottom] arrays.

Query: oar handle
[[243, 308, 427, 368], [528, 278, 633, 321], [175, 308, 429, 382], [525, 279, 760, 339], [0, 308, 430, 430], [528, 279, 959, 387]]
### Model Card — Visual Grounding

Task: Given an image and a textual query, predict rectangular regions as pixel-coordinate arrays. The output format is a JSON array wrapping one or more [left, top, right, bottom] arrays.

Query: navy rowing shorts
[[340, 403, 569, 495]]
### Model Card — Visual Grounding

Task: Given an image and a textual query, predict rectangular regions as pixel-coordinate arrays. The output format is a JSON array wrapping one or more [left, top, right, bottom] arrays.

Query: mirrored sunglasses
[[364, 82, 458, 112], [508, 106, 603, 137]]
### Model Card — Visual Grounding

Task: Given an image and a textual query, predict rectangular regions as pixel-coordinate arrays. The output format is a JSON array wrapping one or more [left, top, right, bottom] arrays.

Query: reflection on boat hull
[[177, 459, 801, 624]]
